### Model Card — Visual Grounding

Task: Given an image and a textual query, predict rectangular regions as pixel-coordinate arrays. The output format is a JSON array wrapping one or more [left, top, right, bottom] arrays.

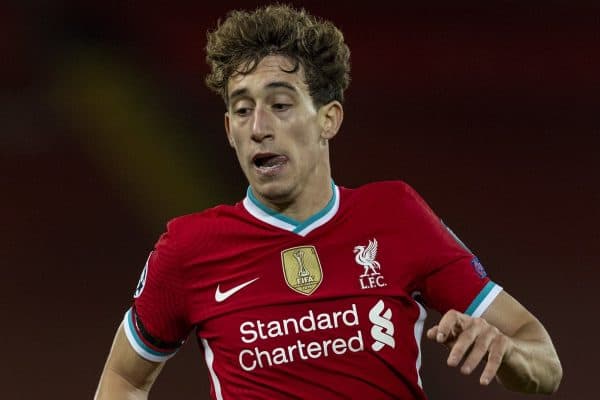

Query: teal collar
[[242, 181, 339, 237]]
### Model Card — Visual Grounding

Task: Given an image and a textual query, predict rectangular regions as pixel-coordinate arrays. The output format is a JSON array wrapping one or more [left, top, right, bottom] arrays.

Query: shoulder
[[339, 180, 436, 224], [161, 203, 242, 259], [167, 203, 238, 232], [341, 180, 423, 204]]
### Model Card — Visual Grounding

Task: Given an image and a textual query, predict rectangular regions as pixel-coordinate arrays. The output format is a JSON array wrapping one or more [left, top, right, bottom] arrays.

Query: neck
[[251, 175, 334, 222]]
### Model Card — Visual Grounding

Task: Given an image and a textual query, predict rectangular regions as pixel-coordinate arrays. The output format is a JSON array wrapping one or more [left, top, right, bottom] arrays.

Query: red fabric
[[132, 181, 492, 399]]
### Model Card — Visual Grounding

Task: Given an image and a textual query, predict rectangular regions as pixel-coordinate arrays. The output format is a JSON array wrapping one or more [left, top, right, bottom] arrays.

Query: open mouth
[[252, 153, 288, 175]]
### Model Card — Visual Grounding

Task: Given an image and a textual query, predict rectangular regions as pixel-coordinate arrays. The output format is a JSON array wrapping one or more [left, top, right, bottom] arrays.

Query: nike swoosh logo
[[215, 278, 260, 302]]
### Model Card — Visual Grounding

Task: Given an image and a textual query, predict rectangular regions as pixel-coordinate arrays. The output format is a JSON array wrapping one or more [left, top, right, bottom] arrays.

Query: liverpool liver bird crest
[[354, 238, 381, 277]]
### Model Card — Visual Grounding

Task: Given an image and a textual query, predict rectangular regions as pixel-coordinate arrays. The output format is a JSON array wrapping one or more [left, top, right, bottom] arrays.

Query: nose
[[251, 105, 273, 142]]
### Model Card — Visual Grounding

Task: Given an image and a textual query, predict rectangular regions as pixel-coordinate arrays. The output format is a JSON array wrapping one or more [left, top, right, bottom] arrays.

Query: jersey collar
[[242, 181, 339, 237]]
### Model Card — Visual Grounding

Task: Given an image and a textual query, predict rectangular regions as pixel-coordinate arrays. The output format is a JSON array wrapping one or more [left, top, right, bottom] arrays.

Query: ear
[[224, 112, 236, 148], [318, 101, 343, 140]]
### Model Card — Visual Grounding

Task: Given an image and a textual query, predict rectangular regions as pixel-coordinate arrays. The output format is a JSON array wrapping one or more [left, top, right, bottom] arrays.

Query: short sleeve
[[403, 184, 503, 316], [123, 221, 192, 362]]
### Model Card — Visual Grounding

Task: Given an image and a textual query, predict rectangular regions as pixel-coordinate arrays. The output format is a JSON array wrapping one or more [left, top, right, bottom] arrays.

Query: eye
[[272, 103, 291, 111], [234, 107, 252, 116]]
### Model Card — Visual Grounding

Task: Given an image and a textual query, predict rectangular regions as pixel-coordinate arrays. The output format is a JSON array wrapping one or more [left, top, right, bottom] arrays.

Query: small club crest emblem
[[354, 238, 387, 289], [281, 246, 323, 295], [134, 254, 150, 298], [471, 256, 488, 278]]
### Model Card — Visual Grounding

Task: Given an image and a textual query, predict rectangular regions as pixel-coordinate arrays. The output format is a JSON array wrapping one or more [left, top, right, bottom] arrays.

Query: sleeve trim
[[464, 281, 503, 317], [123, 308, 179, 362]]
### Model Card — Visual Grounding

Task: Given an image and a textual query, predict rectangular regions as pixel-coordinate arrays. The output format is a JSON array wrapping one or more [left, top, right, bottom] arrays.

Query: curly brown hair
[[205, 4, 350, 107]]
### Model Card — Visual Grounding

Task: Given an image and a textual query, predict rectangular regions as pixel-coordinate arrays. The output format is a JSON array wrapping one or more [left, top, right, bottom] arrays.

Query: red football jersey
[[124, 181, 502, 399]]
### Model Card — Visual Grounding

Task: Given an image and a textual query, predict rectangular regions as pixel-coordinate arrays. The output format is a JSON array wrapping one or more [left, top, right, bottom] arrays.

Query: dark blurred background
[[2, 1, 598, 398]]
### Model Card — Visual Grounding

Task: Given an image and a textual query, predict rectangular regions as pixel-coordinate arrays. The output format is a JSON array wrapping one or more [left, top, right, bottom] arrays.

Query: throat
[[251, 180, 335, 223]]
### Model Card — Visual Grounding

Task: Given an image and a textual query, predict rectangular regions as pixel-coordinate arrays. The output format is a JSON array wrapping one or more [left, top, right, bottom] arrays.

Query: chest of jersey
[[182, 205, 428, 398]]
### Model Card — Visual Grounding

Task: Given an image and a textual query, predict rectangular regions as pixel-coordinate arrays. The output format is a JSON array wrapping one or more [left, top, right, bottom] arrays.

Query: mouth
[[252, 153, 288, 176]]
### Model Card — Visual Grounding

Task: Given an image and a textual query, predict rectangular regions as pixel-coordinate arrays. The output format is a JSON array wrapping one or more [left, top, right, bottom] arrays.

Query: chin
[[252, 180, 294, 204]]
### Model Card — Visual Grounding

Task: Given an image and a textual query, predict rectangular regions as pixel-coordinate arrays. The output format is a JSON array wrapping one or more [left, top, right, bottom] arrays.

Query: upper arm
[[481, 290, 549, 339], [96, 322, 165, 397]]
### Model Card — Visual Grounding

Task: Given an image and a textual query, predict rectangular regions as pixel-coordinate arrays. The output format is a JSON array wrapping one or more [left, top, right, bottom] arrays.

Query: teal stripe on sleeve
[[125, 308, 176, 357], [464, 281, 496, 316]]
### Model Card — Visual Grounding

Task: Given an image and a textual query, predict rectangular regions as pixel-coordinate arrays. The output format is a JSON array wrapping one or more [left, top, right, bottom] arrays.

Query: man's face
[[225, 55, 331, 205]]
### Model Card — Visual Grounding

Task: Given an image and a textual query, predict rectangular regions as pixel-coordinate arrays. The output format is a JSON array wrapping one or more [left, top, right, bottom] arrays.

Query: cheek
[[227, 134, 236, 147], [290, 117, 320, 145], [227, 131, 244, 157], [228, 126, 244, 148], [233, 138, 247, 156]]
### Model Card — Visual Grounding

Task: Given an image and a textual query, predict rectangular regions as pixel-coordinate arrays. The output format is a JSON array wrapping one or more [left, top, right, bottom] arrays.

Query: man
[[95, 5, 562, 399]]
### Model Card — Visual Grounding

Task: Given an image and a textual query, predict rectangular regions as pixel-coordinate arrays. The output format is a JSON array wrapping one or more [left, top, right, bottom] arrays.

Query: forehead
[[227, 55, 308, 98]]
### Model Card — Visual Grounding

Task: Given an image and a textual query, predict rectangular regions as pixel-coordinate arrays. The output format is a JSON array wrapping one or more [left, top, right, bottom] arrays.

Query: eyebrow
[[229, 81, 298, 103]]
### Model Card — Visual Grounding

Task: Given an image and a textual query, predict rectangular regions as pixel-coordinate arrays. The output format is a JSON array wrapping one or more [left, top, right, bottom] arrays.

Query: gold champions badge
[[281, 246, 323, 295]]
